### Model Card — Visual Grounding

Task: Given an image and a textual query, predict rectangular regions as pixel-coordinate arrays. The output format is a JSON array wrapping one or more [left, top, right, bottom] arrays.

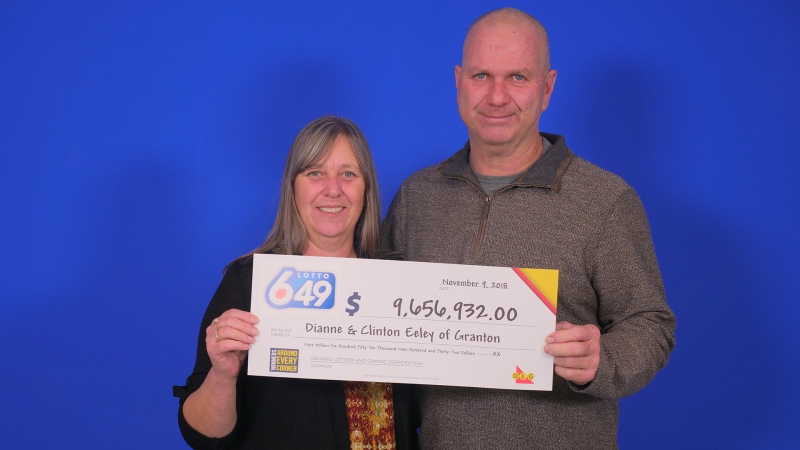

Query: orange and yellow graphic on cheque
[[511, 268, 558, 315]]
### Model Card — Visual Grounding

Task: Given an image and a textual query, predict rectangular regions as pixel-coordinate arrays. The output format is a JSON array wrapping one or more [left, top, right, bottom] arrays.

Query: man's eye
[[475, 73, 487, 80], [513, 75, 525, 81]]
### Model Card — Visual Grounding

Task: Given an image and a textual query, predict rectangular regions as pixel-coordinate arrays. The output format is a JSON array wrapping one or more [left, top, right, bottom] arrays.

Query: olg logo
[[265, 267, 335, 309], [512, 366, 535, 384]]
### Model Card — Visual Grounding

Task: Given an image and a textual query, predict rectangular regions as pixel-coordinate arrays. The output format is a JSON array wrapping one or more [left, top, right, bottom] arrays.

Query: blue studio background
[[2, 1, 798, 448]]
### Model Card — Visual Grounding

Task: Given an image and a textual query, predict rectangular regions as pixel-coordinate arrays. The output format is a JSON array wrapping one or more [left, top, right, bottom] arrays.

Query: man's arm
[[551, 187, 676, 398]]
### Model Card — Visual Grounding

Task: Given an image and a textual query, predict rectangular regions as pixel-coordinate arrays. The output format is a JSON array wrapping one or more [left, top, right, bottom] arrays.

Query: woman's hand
[[206, 309, 260, 379], [184, 309, 258, 437]]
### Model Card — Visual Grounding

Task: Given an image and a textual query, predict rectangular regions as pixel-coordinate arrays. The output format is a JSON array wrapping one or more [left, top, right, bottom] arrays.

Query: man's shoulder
[[541, 132, 626, 187], [564, 154, 633, 195], [401, 163, 441, 184], [399, 151, 461, 187]]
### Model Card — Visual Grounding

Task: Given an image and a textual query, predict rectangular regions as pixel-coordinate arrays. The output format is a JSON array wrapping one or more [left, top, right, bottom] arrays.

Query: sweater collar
[[438, 132, 574, 191]]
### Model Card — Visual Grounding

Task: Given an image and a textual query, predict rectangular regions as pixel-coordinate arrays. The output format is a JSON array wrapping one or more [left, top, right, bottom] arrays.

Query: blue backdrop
[[2, 1, 798, 448]]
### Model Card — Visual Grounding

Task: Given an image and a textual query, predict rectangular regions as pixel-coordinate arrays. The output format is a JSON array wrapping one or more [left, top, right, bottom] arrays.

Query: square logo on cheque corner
[[270, 348, 299, 373]]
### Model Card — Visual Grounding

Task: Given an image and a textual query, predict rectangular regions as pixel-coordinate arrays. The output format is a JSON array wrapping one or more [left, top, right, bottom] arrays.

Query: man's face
[[455, 20, 556, 152]]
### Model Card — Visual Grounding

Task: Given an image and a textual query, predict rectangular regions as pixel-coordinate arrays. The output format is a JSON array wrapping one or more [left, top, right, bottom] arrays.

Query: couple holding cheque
[[175, 8, 676, 450]]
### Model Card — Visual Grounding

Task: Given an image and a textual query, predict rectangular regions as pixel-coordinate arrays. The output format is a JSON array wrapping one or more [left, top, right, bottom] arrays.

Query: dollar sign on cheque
[[345, 292, 361, 316]]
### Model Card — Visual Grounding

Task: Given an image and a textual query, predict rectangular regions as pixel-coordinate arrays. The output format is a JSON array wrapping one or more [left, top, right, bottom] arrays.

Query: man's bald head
[[463, 8, 551, 72]]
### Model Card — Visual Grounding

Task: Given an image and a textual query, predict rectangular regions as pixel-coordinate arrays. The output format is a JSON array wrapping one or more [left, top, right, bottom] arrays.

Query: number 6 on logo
[[267, 271, 295, 306]]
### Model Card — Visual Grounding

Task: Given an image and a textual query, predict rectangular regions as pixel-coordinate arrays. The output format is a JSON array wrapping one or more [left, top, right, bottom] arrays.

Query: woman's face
[[294, 134, 366, 254]]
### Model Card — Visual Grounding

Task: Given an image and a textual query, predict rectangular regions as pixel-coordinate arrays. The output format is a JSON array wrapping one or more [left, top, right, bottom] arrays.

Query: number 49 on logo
[[265, 267, 336, 310]]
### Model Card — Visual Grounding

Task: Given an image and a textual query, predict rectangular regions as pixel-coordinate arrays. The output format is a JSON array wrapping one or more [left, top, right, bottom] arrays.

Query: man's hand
[[544, 321, 601, 385]]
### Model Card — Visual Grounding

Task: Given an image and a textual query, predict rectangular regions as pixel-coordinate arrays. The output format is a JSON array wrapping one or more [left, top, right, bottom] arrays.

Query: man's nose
[[487, 79, 509, 105]]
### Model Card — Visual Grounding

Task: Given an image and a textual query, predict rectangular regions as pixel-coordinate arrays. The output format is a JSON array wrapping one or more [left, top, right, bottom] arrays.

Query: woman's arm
[[182, 308, 259, 437]]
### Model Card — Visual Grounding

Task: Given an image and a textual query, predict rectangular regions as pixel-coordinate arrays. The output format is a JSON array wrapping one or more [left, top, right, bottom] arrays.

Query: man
[[382, 8, 676, 449]]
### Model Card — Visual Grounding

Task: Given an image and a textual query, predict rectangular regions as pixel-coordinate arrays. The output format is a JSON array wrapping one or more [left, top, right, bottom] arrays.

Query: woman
[[174, 116, 419, 449]]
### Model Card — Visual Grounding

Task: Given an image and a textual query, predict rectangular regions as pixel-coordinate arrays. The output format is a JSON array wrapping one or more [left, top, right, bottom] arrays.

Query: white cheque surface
[[248, 254, 558, 391]]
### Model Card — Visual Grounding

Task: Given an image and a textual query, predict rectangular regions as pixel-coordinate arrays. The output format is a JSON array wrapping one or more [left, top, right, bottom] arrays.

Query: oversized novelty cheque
[[248, 254, 558, 390]]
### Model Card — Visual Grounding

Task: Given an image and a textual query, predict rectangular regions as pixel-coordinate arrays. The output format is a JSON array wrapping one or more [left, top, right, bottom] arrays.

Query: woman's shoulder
[[222, 249, 293, 279], [222, 255, 256, 279]]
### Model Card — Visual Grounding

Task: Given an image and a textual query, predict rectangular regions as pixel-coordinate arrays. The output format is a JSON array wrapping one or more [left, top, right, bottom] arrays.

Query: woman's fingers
[[213, 322, 257, 345], [213, 309, 260, 340], [204, 309, 261, 378], [208, 309, 259, 343]]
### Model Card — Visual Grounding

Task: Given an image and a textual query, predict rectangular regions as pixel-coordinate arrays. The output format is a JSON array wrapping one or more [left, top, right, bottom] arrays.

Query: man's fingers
[[552, 354, 600, 370], [544, 323, 602, 385], [544, 340, 599, 358], [547, 322, 599, 344], [553, 366, 596, 386], [555, 321, 574, 331]]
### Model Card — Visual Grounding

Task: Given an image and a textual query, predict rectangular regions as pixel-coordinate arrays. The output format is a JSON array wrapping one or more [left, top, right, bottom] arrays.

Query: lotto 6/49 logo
[[265, 267, 335, 309]]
